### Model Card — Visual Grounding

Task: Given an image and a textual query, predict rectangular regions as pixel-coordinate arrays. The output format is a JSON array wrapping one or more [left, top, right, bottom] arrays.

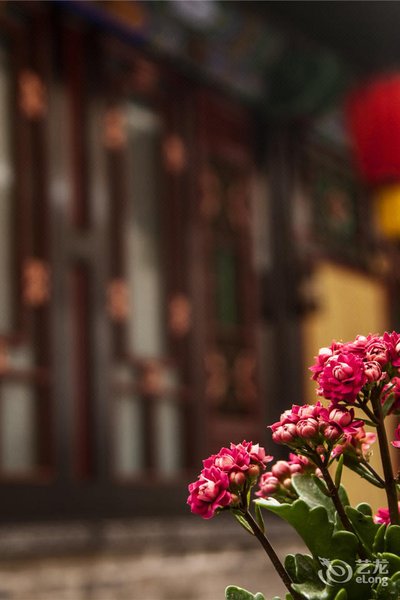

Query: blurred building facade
[[0, 0, 395, 526]]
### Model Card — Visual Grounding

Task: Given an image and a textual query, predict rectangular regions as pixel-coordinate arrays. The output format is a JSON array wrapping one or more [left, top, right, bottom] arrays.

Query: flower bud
[[289, 463, 302, 474], [272, 460, 292, 480], [272, 423, 297, 444], [229, 471, 246, 487], [329, 407, 352, 427], [260, 475, 280, 495], [248, 464, 260, 478], [366, 340, 388, 366], [321, 423, 341, 441], [297, 418, 318, 439], [364, 360, 382, 383], [298, 405, 315, 418], [332, 363, 353, 381], [230, 493, 240, 505]]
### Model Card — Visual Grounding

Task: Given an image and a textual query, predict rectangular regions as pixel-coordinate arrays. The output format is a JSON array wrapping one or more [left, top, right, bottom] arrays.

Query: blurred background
[[0, 0, 398, 598]]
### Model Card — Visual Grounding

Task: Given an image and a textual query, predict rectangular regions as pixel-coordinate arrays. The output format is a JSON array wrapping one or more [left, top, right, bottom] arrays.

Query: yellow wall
[[302, 261, 390, 511]]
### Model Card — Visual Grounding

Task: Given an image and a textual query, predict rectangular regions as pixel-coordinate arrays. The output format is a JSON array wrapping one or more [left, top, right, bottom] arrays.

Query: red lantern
[[346, 74, 400, 236]]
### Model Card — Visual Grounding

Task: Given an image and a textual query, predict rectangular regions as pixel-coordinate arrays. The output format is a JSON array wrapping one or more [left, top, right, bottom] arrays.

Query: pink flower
[[298, 401, 328, 420], [288, 453, 318, 474], [329, 407, 354, 427], [256, 454, 321, 500], [271, 460, 292, 480], [198, 440, 273, 502], [342, 426, 376, 459], [278, 405, 302, 425], [374, 502, 400, 524], [320, 422, 342, 441], [270, 401, 367, 464], [256, 473, 280, 496], [317, 353, 367, 403], [365, 337, 389, 366], [364, 360, 383, 383], [271, 423, 298, 444], [234, 441, 273, 468], [187, 467, 232, 519], [343, 334, 369, 355], [361, 431, 377, 455], [273, 403, 327, 431], [309, 343, 343, 380], [207, 446, 250, 472], [296, 417, 319, 439], [229, 471, 246, 487], [270, 401, 365, 460], [383, 331, 400, 367], [391, 424, 400, 448], [331, 444, 345, 458]]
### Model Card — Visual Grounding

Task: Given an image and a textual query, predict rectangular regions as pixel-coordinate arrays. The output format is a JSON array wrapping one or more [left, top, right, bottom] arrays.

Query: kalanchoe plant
[[187, 332, 400, 599]]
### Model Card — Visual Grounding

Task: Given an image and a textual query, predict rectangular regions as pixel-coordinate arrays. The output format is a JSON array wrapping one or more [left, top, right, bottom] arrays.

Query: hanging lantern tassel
[[374, 184, 400, 238]]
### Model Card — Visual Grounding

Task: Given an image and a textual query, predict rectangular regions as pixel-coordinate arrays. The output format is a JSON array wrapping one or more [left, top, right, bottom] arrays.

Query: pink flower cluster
[[270, 402, 368, 460], [187, 441, 272, 519], [340, 426, 376, 460], [256, 454, 319, 501], [374, 502, 400, 525], [310, 332, 400, 404]]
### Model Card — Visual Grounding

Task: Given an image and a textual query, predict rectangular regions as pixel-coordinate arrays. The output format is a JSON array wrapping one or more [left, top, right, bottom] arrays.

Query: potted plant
[[187, 332, 400, 599]]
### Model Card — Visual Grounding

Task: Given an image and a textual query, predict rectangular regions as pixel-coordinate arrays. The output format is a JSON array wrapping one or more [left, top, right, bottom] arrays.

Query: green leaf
[[255, 498, 359, 563], [345, 506, 380, 553], [232, 511, 254, 535], [384, 524, 400, 554], [312, 474, 332, 497], [375, 581, 399, 599], [382, 391, 397, 418], [333, 590, 347, 600], [254, 502, 265, 533], [291, 474, 336, 522], [355, 503, 373, 517], [284, 554, 297, 582], [375, 570, 400, 599], [373, 524, 386, 553], [335, 456, 344, 489], [225, 585, 265, 600], [294, 553, 319, 583], [285, 553, 322, 589], [291, 580, 331, 600], [380, 552, 400, 576], [338, 485, 350, 509], [334, 559, 375, 600], [290, 474, 350, 521]]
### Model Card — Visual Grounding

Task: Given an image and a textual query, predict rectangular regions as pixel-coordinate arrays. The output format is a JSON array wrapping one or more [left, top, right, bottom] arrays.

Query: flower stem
[[355, 399, 378, 424], [370, 390, 400, 525], [243, 511, 303, 600], [361, 460, 386, 487], [317, 459, 370, 560]]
